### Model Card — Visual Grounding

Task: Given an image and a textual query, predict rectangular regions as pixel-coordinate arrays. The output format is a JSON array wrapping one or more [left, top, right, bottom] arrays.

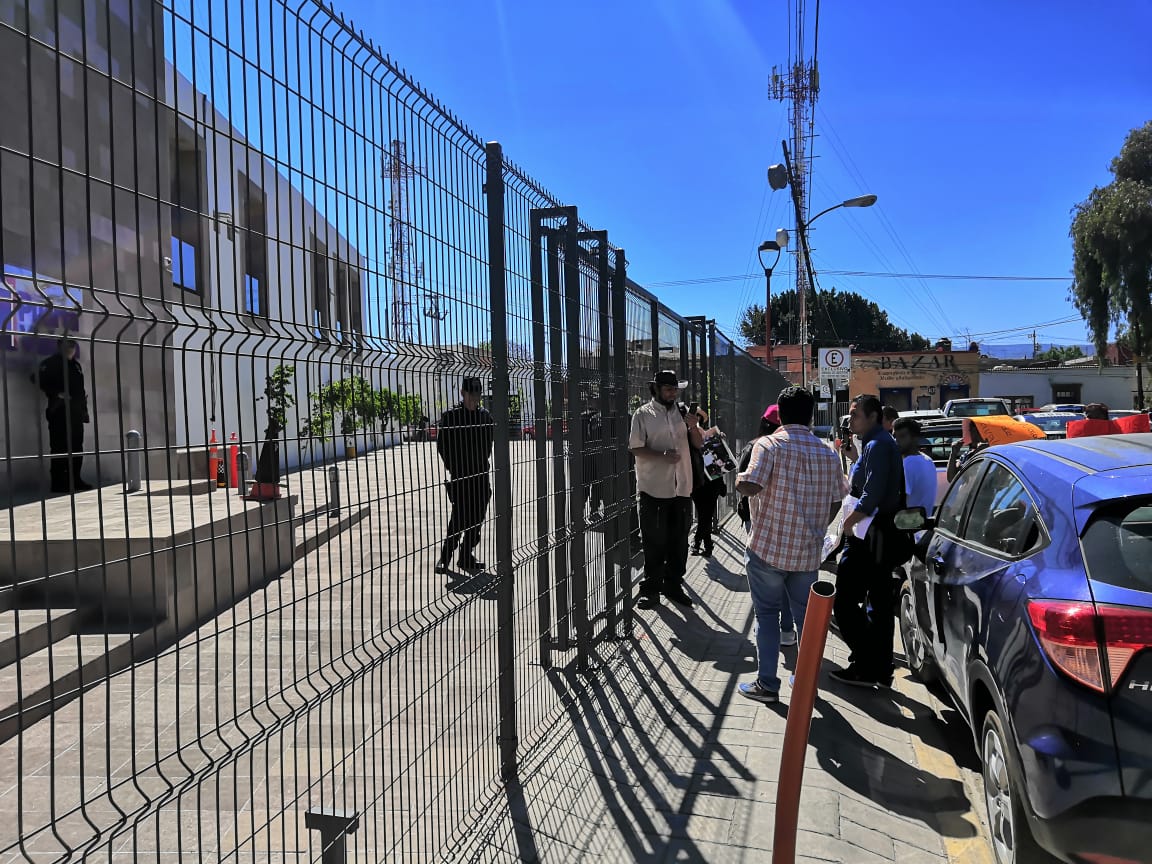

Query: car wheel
[[898, 581, 937, 683], [981, 710, 1050, 864]]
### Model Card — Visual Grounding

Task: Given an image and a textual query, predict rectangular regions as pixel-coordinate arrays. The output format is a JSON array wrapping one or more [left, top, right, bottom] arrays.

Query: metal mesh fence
[[0, 0, 788, 861]]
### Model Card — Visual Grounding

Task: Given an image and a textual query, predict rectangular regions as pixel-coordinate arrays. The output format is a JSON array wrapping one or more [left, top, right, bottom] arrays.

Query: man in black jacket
[[436, 377, 494, 574], [832, 394, 906, 688], [38, 338, 92, 494]]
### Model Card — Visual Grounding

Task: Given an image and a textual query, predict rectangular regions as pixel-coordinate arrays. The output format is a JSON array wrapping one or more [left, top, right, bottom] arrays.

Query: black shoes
[[690, 544, 701, 556], [830, 665, 892, 689], [637, 594, 661, 610], [458, 554, 486, 574], [664, 586, 694, 609]]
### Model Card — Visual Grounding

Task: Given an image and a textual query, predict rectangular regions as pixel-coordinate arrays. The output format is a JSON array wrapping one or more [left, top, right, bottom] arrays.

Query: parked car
[[1037, 403, 1086, 414], [942, 398, 1011, 418], [1110, 409, 1143, 420], [916, 418, 966, 507], [896, 434, 1152, 864], [522, 420, 568, 440], [901, 409, 946, 423], [1014, 411, 1084, 440]]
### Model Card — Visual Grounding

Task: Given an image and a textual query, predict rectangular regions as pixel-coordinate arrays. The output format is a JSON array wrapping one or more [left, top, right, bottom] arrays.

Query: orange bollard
[[208, 429, 220, 490], [227, 432, 239, 488], [773, 579, 836, 864]]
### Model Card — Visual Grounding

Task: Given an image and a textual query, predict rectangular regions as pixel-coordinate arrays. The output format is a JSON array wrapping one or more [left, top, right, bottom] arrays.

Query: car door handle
[[930, 555, 946, 574]]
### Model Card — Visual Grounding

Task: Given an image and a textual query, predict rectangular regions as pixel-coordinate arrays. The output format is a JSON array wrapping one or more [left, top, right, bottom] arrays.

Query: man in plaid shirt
[[735, 386, 848, 703]]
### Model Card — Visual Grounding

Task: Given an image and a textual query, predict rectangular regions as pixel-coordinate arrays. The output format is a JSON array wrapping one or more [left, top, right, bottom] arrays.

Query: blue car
[[897, 434, 1152, 864]]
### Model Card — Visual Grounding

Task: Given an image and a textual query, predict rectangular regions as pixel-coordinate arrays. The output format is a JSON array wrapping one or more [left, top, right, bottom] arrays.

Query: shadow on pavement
[[809, 695, 979, 839], [531, 548, 757, 863]]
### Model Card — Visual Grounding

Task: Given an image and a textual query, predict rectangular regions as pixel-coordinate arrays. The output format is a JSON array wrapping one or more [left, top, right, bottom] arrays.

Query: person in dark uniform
[[38, 338, 92, 494], [435, 377, 494, 574]]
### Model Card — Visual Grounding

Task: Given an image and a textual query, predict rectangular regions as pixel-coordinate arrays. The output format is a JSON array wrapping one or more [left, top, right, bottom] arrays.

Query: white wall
[[981, 367, 1139, 410]]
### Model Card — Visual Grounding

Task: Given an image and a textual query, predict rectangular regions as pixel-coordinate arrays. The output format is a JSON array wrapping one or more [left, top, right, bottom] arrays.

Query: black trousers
[[691, 485, 720, 550], [443, 475, 491, 557], [638, 492, 693, 597], [47, 406, 84, 492], [833, 534, 896, 680]]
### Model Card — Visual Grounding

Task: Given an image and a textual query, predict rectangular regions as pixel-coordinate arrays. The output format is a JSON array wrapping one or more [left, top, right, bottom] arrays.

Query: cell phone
[[689, 402, 699, 414]]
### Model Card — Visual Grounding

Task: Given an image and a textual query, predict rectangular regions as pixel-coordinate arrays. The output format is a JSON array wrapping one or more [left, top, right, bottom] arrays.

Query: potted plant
[[300, 375, 382, 460], [249, 364, 296, 500]]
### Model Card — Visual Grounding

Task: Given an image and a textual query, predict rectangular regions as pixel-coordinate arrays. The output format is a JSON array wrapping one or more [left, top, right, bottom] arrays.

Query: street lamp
[[808, 194, 878, 227], [757, 229, 791, 360]]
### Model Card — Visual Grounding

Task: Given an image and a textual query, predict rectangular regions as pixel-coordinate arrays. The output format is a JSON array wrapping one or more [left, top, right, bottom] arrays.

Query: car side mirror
[[894, 507, 933, 532]]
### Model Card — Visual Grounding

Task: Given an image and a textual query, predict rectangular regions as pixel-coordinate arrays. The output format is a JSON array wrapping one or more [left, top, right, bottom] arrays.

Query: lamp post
[[769, 147, 876, 388], [757, 228, 791, 365]]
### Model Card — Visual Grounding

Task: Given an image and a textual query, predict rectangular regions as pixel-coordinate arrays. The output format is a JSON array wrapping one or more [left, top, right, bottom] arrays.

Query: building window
[[240, 175, 268, 317], [335, 261, 348, 341], [1052, 383, 1082, 405], [171, 123, 204, 293], [774, 356, 788, 372], [349, 269, 363, 336], [311, 235, 330, 339]]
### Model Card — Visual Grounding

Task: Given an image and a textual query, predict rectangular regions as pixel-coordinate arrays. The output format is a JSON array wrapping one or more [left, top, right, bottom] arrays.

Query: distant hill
[[979, 342, 1094, 360]]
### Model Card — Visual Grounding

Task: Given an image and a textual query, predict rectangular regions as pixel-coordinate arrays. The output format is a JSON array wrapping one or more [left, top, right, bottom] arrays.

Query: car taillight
[[1027, 600, 1152, 693]]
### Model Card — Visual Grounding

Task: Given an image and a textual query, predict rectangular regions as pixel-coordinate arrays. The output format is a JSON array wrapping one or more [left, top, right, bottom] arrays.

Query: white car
[[1014, 411, 1083, 440]]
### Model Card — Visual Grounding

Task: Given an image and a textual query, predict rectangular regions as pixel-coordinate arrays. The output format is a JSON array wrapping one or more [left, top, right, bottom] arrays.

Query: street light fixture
[[757, 230, 791, 361], [808, 194, 878, 227]]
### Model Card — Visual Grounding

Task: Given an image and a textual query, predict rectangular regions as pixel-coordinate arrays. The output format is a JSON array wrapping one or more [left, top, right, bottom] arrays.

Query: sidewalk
[[465, 525, 994, 864]]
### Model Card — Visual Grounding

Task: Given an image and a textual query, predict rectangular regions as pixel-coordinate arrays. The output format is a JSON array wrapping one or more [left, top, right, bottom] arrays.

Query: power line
[[651, 269, 1068, 288]]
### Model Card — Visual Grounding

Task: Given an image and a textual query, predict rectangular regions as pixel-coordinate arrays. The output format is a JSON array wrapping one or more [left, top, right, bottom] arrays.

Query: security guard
[[38, 337, 92, 494], [435, 376, 494, 574]]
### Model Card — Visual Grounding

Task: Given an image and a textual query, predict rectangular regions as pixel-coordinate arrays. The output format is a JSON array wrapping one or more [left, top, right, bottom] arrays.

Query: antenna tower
[[770, 0, 820, 349], [385, 139, 424, 343]]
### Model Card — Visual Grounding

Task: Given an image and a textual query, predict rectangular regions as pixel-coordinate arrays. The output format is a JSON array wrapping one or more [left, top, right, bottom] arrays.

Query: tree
[[1036, 345, 1085, 363], [1071, 121, 1152, 406], [301, 375, 384, 441], [739, 288, 930, 352]]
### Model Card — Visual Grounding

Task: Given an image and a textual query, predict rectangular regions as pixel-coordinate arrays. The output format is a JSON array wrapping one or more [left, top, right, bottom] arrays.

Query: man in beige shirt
[[629, 370, 700, 609]]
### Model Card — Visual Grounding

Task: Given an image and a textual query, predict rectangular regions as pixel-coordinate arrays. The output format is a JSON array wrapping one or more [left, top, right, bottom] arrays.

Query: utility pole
[[770, 0, 819, 389], [1031, 330, 1039, 359], [385, 139, 424, 344]]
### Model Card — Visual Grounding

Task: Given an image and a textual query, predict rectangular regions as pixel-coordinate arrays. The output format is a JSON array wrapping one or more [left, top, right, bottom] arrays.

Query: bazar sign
[[861, 354, 957, 370]]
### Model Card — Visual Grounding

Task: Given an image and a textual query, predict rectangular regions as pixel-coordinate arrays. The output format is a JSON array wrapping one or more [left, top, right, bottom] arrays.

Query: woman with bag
[[689, 408, 727, 558]]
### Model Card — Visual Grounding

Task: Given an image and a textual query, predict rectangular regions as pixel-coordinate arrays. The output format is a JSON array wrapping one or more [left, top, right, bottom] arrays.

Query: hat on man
[[763, 404, 780, 425], [651, 370, 684, 389], [462, 376, 484, 394]]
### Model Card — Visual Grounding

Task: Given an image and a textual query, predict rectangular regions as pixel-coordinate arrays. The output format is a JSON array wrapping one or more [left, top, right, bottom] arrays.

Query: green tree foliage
[[1036, 345, 1085, 363], [300, 376, 421, 440], [1070, 122, 1152, 364], [261, 364, 297, 435], [739, 288, 930, 351]]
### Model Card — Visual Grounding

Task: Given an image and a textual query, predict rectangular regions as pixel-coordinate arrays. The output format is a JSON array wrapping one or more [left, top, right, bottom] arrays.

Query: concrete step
[[0, 629, 140, 742], [0, 607, 86, 669]]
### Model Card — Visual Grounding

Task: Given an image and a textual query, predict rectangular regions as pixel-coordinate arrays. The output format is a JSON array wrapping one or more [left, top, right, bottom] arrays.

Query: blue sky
[[328, 1, 1150, 349]]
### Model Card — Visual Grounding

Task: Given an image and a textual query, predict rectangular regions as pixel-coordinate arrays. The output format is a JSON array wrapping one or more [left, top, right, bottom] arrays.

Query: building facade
[[980, 366, 1140, 412], [849, 349, 982, 410]]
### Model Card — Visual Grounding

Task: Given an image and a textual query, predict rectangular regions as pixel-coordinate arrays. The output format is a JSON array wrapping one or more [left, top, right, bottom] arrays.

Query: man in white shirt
[[629, 370, 700, 610], [893, 418, 937, 515]]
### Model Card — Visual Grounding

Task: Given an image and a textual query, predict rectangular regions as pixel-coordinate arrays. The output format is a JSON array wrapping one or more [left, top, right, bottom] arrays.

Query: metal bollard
[[124, 430, 142, 493], [327, 465, 340, 517], [236, 451, 250, 497], [304, 809, 359, 864]]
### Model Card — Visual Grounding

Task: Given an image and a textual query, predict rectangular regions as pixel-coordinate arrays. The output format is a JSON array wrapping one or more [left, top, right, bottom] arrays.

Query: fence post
[[485, 140, 518, 780], [560, 209, 591, 675], [124, 430, 142, 493], [327, 466, 340, 518], [650, 300, 660, 377], [546, 230, 571, 651], [237, 450, 250, 497], [611, 248, 634, 632], [304, 809, 359, 864], [530, 218, 553, 670]]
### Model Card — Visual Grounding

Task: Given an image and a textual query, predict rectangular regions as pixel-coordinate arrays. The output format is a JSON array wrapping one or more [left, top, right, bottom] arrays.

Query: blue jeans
[[745, 549, 817, 692], [744, 525, 794, 632]]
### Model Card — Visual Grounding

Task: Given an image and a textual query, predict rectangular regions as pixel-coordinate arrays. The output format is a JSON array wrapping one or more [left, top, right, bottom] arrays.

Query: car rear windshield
[[1023, 414, 1081, 432], [1081, 499, 1152, 593], [951, 402, 1008, 417], [918, 427, 963, 464]]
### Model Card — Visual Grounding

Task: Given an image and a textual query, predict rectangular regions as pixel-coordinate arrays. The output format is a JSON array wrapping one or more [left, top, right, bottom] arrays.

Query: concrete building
[[0, 2, 377, 503], [850, 349, 983, 411], [980, 366, 1141, 412]]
